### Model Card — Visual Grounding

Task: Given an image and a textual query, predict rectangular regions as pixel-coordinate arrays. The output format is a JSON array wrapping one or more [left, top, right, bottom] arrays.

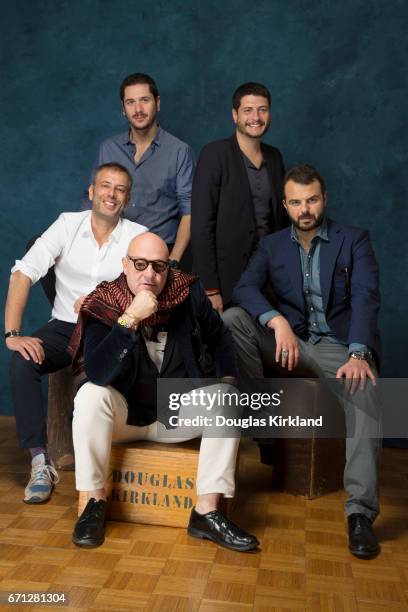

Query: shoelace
[[208, 511, 250, 537], [30, 463, 60, 485], [79, 499, 106, 522]]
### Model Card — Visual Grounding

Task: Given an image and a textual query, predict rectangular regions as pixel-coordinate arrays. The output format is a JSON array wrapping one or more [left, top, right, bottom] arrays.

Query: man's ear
[[156, 96, 161, 112], [232, 108, 238, 125], [88, 184, 94, 202]]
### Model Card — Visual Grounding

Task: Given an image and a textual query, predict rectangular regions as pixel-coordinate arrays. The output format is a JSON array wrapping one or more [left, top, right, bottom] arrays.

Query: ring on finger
[[281, 349, 289, 358]]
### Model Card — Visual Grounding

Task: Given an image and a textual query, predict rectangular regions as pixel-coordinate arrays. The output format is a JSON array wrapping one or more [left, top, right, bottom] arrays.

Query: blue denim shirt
[[85, 126, 195, 245], [259, 218, 367, 353]]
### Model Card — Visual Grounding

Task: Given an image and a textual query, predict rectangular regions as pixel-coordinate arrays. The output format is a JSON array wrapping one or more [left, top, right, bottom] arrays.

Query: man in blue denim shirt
[[85, 73, 195, 266], [224, 164, 382, 559]]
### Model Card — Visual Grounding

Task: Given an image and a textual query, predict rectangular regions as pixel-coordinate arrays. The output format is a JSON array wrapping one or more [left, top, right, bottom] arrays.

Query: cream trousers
[[73, 382, 240, 498]]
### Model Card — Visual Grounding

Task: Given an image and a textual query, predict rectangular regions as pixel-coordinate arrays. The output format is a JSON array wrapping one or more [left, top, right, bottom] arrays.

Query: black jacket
[[82, 281, 238, 426], [191, 134, 288, 303]]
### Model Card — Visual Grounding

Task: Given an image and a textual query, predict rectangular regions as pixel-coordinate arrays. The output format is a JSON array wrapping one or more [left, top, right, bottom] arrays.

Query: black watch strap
[[5, 330, 21, 339]]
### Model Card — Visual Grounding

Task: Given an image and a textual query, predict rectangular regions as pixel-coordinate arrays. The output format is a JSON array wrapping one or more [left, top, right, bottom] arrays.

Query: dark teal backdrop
[[1, 0, 407, 414]]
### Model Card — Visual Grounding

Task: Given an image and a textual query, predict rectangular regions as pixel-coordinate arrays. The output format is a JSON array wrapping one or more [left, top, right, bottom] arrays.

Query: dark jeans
[[10, 319, 76, 448]]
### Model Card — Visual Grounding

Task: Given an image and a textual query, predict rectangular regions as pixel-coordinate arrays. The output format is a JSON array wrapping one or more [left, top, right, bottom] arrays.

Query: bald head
[[123, 232, 169, 296], [127, 232, 169, 260]]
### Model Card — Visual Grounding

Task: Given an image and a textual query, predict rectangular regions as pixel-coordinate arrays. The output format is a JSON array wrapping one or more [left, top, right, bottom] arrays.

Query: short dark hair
[[120, 73, 159, 102], [283, 164, 326, 198], [232, 82, 271, 110], [94, 162, 133, 189]]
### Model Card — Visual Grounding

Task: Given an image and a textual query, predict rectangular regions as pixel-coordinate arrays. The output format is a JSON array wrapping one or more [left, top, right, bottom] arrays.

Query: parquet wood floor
[[0, 416, 407, 611]]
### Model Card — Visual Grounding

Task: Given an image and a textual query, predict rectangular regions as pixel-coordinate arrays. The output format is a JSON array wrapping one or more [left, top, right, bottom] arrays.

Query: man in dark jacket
[[69, 232, 259, 553], [191, 82, 288, 313]]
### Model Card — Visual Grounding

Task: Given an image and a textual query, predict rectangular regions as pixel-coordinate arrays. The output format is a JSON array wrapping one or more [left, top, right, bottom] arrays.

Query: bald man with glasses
[[69, 232, 259, 553]]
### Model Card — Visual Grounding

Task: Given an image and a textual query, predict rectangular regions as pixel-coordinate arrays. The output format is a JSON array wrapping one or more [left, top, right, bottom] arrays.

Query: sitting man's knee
[[74, 382, 113, 420], [10, 350, 37, 377], [222, 306, 247, 328]]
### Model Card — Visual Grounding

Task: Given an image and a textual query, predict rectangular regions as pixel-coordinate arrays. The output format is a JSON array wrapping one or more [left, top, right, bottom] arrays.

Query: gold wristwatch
[[117, 313, 138, 330]]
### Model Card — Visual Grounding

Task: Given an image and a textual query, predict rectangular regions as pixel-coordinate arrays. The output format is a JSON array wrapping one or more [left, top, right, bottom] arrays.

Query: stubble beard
[[236, 120, 270, 140], [92, 200, 122, 224], [293, 212, 325, 232], [129, 109, 157, 134]]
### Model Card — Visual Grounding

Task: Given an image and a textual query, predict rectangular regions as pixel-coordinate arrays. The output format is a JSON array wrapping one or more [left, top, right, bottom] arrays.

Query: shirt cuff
[[348, 343, 369, 355], [11, 261, 38, 284], [178, 205, 191, 216], [259, 310, 281, 327]]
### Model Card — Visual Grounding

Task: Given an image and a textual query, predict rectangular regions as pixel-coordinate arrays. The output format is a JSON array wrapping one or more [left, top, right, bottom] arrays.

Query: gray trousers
[[223, 307, 382, 521]]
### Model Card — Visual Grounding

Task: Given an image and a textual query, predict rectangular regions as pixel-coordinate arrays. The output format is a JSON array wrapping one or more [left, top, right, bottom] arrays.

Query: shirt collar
[[109, 217, 123, 243], [81, 211, 123, 243], [242, 152, 266, 169], [152, 125, 162, 147], [124, 124, 162, 147], [81, 211, 93, 237], [290, 216, 329, 244], [122, 131, 132, 146]]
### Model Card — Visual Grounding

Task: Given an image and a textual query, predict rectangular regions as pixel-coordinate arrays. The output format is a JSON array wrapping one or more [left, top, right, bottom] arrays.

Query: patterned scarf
[[69, 270, 197, 374]]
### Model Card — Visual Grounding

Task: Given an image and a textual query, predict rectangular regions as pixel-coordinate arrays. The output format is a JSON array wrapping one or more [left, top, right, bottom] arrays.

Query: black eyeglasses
[[127, 256, 169, 273]]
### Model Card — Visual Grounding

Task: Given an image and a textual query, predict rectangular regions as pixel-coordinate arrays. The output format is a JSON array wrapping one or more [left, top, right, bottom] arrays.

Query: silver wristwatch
[[349, 350, 373, 361]]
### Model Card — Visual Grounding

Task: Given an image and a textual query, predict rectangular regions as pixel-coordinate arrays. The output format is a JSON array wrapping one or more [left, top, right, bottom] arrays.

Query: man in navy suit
[[223, 164, 382, 559]]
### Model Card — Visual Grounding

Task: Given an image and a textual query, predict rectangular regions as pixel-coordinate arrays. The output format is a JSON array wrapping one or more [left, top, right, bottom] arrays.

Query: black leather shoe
[[188, 508, 259, 552], [348, 513, 380, 558], [72, 498, 106, 548]]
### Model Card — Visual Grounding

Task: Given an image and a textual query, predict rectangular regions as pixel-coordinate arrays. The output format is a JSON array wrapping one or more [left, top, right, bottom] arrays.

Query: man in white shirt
[[4, 162, 147, 504]]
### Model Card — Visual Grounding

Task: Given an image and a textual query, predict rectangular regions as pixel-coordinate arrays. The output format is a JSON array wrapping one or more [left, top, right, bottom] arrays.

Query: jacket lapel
[[160, 326, 176, 374], [283, 234, 304, 310], [262, 144, 277, 213], [319, 222, 344, 313], [229, 135, 253, 206], [161, 301, 191, 374]]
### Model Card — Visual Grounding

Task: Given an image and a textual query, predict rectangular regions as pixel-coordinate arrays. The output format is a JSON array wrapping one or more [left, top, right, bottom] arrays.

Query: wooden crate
[[270, 379, 346, 498], [47, 368, 76, 470], [78, 440, 201, 527], [272, 437, 345, 498]]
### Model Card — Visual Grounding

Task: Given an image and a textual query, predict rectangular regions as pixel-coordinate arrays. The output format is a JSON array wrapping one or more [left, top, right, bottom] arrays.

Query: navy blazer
[[232, 219, 381, 361]]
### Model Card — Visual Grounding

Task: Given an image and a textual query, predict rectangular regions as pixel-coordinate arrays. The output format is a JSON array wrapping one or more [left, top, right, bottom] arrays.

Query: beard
[[292, 211, 325, 232], [92, 198, 123, 223], [129, 109, 157, 132], [236, 119, 270, 139]]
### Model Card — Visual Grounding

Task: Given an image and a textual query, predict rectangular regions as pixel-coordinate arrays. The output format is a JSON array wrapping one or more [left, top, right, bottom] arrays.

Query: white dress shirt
[[12, 211, 147, 323]]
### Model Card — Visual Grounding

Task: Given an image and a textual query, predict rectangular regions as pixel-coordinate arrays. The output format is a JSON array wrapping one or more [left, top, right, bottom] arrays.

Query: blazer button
[[119, 348, 128, 359]]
